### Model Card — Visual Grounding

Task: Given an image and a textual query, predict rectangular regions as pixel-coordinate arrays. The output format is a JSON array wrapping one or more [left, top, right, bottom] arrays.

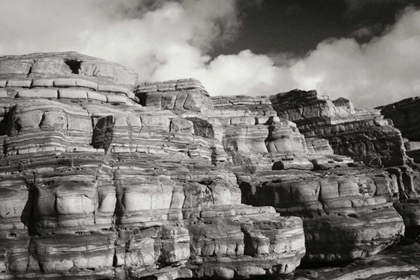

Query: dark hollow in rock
[[92, 115, 114, 151], [64, 59, 81, 74], [185, 117, 214, 139]]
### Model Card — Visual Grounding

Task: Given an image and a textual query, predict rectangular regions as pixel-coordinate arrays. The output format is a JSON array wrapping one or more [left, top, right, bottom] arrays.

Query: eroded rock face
[[238, 169, 403, 262], [211, 95, 405, 263], [0, 52, 138, 89], [0, 52, 411, 279], [289, 242, 420, 280], [0, 53, 305, 280], [379, 97, 420, 230], [270, 89, 408, 168], [136, 79, 214, 114], [380, 97, 420, 142], [268, 90, 420, 235]]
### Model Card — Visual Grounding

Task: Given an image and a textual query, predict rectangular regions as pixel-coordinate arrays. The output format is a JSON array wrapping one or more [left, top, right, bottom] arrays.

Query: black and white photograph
[[0, 1, 420, 279]]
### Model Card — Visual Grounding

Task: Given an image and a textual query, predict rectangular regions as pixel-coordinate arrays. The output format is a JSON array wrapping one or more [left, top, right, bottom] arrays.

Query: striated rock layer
[[0, 52, 412, 279], [210, 95, 405, 263], [379, 97, 420, 231], [289, 242, 420, 280], [269, 89, 408, 168], [0, 53, 305, 280], [268, 90, 420, 236]]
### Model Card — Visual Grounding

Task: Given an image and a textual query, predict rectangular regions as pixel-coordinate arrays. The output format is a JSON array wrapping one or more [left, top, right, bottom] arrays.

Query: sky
[[1, 0, 420, 108]]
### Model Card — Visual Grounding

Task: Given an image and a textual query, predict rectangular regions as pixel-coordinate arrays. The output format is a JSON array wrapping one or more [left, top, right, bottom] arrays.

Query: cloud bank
[[0, 0, 420, 108]]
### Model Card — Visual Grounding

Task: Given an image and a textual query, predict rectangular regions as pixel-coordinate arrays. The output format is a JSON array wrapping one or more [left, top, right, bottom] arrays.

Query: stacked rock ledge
[[0, 52, 416, 280], [0, 52, 306, 280], [210, 94, 405, 263]]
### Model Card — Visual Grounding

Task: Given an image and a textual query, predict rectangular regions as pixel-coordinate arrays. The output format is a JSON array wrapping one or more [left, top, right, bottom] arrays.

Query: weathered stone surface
[[0, 53, 305, 280], [1, 52, 415, 279], [136, 79, 214, 114], [238, 168, 404, 262], [380, 98, 420, 173], [268, 90, 420, 241], [289, 242, 420, 280], [378, 97, 420, 231], [270, 89, 409, 167], [211, 94, 405, 263], [380, 96, 420, 142], [0, 52, 138, 89]]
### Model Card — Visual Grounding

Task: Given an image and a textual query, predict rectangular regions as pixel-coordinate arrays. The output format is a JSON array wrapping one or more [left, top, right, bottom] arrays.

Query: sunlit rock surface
[[211, 95, 405, 263], [0, 52, 414, 279], [0, 52, 305, 280], [268, 89, 420, 242], [269, 89, 408, 168]]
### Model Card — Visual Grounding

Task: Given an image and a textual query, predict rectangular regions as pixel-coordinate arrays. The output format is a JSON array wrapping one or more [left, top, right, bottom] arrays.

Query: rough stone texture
[[380, 96, 420, 142], [380, 97, 420, 168], [238, 168, 404, 262], [378, 97, 420, 231], [0, 52, 138, 107], [136, 79, 214, 114], [0, 53, 305, 280], [270, 89, 409, 168], [289, 242, 420, 280], [0, 52, 138, 90], [268, 90, 420, 238], [211, 94, 405, 263], [0, 52, 414, 279]]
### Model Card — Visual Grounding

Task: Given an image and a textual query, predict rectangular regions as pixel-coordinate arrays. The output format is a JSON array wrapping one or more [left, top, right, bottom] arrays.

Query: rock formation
[[210, 95, 404, 263], [378, 97, 420, 231], [269, 89, 409, 168], [380, 97, 420, 164], [288, 241, 420, 280], [0, 52, 413, 279], [268, 90, 420, 232], [0, 53, 305, 280]]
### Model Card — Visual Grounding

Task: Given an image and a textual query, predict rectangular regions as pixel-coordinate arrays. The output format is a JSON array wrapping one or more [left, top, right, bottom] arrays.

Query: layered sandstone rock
[[380, 97, 420, 142], [0, 51, 138, 89], [0, 52, 412, 279], [0, 53, 305, 280], [380, 97, 420, 167], [238, 168, 404, 262], [379, 97, 420, 230], [268, 90, 420, 235], [136, 79, 214, 114], [270, 89, 408, 168], [211, 95, 405, 263], [289, 242, 420, 280]]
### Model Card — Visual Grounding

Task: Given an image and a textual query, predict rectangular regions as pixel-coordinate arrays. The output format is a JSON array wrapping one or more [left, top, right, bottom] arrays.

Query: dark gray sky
[[214, 0, 420, 56]]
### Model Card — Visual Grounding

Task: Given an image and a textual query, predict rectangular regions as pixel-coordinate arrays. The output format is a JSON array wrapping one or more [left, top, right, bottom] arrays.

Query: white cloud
[[289, 6, 420, 108], [1, 1, 420, 108]]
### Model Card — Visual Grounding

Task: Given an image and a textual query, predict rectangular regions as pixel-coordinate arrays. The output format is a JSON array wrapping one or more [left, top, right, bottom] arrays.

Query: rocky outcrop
[[268, 90, 420, 234], [269, 89, 408, 168], [0, 52, 412, 279], [380, 97, 420, 165], [238, 168, 403, 262], [0, 53, 305, 280], [289, 242, 420, 280], [379, 97, 420, 231], [380, 97, 420, 141], [136, 79, 214, 114], [211, 95, 405, 263]]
